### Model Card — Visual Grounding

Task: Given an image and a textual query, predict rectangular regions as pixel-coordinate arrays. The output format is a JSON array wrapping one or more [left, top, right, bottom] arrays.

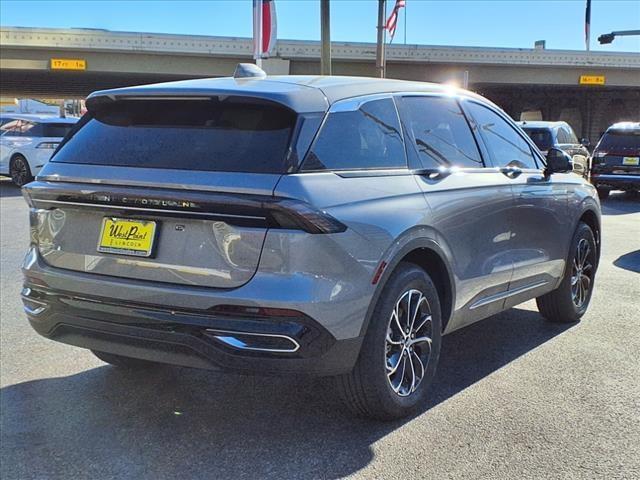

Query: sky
[[1, 0, 639, 52]]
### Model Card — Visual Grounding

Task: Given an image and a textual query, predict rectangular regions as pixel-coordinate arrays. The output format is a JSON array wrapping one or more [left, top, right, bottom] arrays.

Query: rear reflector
[[372, 261, 387, 285], [210, 305, 305, 318]]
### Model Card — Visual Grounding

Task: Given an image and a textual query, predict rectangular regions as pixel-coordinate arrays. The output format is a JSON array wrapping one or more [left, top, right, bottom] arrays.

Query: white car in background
[[0, 114, 78, 186]]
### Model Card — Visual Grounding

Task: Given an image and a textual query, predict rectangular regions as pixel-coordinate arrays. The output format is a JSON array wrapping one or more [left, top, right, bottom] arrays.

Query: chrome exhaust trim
[[21, 287, 49, 316], [205, 328, 300, 353]]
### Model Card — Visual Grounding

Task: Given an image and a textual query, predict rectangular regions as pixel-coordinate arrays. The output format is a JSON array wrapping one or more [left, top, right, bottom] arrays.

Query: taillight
[[267, 199, 347, 234]]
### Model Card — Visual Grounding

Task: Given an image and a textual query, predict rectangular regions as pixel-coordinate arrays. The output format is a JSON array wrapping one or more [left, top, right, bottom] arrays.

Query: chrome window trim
[[394, 91, 488, 168], [461, 98, 547, 170], [327, 93, 396, 113], [300, 93, 409, 173]]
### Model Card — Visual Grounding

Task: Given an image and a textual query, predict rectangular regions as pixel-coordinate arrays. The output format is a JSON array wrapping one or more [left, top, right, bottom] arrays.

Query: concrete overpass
[[1, 26, 639, 141]]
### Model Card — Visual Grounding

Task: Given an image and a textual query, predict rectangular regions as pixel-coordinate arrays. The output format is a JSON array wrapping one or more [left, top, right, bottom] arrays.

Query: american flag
[[253, 0, 277, 59], [385, 0, 406, 42]]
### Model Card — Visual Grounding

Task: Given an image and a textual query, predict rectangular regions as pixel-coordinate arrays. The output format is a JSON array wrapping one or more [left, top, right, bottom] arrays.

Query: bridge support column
[[260, 58, 290, 75]]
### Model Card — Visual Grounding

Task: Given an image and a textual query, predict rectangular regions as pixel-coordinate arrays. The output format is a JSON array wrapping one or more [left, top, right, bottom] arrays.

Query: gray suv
[[22, 68, 601, 420]]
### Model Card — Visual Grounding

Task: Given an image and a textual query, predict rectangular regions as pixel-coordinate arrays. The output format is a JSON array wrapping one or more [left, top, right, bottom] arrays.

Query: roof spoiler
[[233, 63, 267, 79]]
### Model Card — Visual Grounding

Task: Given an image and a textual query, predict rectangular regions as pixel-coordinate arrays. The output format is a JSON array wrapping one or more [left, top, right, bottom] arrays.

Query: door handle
[[500, 166, 522, 179], [412, 167, 452, 180]]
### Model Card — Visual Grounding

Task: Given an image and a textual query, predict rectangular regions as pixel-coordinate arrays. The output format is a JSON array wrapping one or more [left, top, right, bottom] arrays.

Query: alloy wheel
[[571, 238, 594, 308], [385, 289, 433, 397], [11, 157, 29, 186]]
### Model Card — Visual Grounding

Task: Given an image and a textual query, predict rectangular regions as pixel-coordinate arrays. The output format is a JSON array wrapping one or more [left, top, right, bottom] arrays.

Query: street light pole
[[598, 29, 640, 44], [375, 0, 386, 78], [320, 0, 331, 75]]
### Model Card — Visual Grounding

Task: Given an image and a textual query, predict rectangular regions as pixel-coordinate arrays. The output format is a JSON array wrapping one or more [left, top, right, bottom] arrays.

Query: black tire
[[596, 186, 610, 200], [336, 262, 442, 420], [92, 350, 158, 369], [9, 154, 33, 187], [536, 222, 597, 323]]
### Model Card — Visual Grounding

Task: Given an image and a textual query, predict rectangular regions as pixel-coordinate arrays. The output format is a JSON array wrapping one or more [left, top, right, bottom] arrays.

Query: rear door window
[[52, 98, 297, 173], [42, 123, 75, 138], [564, 126, 579, 144], [0, 120, 21, 136], [465, 102, 539, 169], [397, 96, 482, 168], [556, 128, 569, 144], [301, 98, 406, 171], [19, 121, 43, 137], [522, 128, 553, 150]]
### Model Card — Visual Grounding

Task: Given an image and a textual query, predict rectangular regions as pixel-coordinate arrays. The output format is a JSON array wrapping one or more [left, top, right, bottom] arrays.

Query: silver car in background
[[0, 114, 77, 186], [22, 68, 601, 419]]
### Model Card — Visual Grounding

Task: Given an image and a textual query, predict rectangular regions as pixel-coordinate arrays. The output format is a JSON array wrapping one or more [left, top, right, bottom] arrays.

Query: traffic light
[[598, 33, 615, 45]]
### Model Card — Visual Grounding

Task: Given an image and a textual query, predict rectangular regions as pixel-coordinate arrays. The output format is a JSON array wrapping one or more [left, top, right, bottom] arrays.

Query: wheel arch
[[359, 236, 456, 337], [578, 207, 601, 268], [9, 151, 29, 168]]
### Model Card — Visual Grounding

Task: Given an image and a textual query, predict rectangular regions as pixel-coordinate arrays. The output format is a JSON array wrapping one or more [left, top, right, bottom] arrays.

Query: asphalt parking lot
[[1, 178, 639, 479]]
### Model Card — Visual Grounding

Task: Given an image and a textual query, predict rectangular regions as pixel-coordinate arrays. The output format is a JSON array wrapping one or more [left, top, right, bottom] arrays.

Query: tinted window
[[53, 98, 296, 173], [0, 117, 17, 128], [466, 102, 538, 169], [302, 98, 405, 170], [0, 120, 21, 135], [597, 130, 640, 152], [20, 121, 43, 137], [556, 128, 569, 144], [564, 126, 578, 144], [398, 96, 481, 168], [42, 123, 75, 138], [522, 128, 553, 150]]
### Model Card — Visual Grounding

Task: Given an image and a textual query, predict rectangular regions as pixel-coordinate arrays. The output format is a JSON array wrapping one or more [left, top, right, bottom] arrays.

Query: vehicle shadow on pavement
[[600, 192, 640, 216], [0, 179, 23, 198], [613, 250, 640, 273], [0, 307, 573, 479]]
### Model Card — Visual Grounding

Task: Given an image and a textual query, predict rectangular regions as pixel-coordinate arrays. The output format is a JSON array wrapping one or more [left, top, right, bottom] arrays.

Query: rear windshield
[[597, 130, 640, 152], [42, 123, 75, 138], [52, 98, 297, 173], [522, 128, 553, 150]]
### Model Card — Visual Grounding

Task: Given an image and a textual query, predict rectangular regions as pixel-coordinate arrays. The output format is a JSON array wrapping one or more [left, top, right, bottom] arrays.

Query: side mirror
[[545, 148, 573, 175], [580, 138, 590, 147]]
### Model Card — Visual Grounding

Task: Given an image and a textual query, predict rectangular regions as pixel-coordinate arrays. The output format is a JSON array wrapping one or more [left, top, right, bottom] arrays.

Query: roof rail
[[233, 63, 267, 79]]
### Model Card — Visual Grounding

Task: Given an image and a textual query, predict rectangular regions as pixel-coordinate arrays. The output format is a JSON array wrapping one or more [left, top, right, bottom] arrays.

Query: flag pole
[[320, 0, 332, 75], [376, 0, 386, 78], [585, 0, 591, 51], [403, 1, 407, 45], [253, 0, 263, 67]]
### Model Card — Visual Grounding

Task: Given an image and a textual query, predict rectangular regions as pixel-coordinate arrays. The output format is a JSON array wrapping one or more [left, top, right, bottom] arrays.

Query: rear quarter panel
[[272, 171, 433, 339]]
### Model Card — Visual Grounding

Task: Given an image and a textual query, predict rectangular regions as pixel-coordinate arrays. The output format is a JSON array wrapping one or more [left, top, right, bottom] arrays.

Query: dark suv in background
[[21, 67, 601, 419], [517, 121, 591, 178], [591, 122, 640, 199]]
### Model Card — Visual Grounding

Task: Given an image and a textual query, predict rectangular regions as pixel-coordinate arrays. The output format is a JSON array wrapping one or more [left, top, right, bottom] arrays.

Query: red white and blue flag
[[253, 0, 277, 59], [385, 0, 406, 42]]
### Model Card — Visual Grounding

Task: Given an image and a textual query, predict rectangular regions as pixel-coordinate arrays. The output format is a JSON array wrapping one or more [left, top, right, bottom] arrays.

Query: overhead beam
[[2, 27, 638, 69]]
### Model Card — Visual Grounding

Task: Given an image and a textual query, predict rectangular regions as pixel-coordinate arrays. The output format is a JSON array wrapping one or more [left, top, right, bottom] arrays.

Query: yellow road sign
[[579, 75, 605, 85], [50, 58, 86, 71]]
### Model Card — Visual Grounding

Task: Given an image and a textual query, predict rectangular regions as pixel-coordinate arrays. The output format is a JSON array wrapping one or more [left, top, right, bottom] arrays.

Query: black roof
[[87, 75, 490, 113]]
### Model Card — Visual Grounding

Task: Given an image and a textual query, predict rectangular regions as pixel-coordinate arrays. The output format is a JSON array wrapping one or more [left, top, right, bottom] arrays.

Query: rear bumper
[[591, 173, 640, 190], [22, 284, 361, 376]]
